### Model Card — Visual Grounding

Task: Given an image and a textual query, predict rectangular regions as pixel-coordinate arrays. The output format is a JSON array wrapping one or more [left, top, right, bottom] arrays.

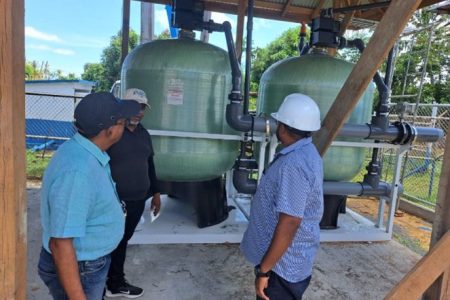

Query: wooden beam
[[235, 0, 246, 62], [313, 0, 422, 156], [0, 0, 27, 299], [203, 1, 312, 24], [205, 0, 312, 15], [281, 0, 293, 17], [311, 0, 326, 19], [385, 231, 450, 299], [121, 0, 131, 65], [340, 0, 362, 36], [368, 0, 388, 17], [423, 113, 450, 299], [425, 269, 450, 300], [430, 127, 450, 248]]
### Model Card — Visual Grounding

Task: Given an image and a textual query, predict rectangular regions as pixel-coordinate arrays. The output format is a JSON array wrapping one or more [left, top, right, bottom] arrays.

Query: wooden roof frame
[[136, 0, 442, 26]]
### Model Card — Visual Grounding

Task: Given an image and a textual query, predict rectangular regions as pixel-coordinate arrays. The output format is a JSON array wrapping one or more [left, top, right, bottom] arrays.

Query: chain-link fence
[[356, 102, 449, 210], [391, 103, 448, 209], [26, 93, 81, 151]]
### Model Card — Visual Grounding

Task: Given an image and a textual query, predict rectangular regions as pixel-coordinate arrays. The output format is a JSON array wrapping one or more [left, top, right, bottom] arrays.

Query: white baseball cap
[[123, 88, 150, 109]]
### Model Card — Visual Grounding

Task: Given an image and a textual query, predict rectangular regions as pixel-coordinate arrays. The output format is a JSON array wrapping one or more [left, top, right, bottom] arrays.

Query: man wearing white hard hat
[[241, 93, 324, 300], [105, 88, 160, 298]]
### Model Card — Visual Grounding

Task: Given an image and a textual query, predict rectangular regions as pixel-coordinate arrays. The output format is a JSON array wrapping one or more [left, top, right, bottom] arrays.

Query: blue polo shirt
[[241, 137, 324, 282], [41, 133, 125, 261]]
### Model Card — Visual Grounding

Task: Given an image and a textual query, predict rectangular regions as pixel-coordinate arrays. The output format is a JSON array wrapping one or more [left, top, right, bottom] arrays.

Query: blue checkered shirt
[[240, 137, 324, 282]]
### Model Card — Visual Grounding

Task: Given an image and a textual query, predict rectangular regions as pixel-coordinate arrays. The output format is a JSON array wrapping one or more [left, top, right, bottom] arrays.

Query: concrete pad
[[27, 187, 420, 299]]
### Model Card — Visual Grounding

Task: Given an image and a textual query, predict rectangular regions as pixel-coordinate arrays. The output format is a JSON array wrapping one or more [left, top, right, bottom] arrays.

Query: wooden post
[[313, 0, 422, 156], [121, 0, 131, 65], [385, 231, 450, 299], [0, 0, 27, 299], [424, 117, 450, 298]]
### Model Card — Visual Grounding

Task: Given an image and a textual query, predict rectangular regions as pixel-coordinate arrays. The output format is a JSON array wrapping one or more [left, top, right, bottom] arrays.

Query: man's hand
[[151, 193, 161, 216], [255, 276, 270, 300], [49, 238, 87, 300]]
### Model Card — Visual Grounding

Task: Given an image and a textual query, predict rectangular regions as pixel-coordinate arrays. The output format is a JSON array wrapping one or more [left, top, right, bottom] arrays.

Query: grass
[[392, 232, 427, 256], [353, 150, 441, 208], [26, 150, 52, 180]]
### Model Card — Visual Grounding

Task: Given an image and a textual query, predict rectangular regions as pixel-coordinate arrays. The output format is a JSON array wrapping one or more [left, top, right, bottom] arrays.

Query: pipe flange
[[408, 123, 418, 144], [392, 121, 410, 145], [265, 118, 271, 136]]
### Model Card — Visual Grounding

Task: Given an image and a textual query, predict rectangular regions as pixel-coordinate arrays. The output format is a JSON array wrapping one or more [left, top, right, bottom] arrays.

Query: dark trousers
[[107, 199, 146, 284], [257, 272, 311, 300]]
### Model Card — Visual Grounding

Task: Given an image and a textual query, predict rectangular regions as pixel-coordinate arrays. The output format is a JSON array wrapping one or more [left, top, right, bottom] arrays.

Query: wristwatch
[[254, 264, 271, 278]]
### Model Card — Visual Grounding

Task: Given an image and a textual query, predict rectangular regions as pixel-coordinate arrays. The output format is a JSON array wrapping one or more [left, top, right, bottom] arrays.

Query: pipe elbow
[[222, 21, 232, 30], [226, 104, 252, 132], [233, 168, 257, 194]]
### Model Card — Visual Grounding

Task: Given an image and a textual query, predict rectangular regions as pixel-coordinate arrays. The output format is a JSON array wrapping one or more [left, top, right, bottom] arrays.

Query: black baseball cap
[[74, 92, 141, 137]]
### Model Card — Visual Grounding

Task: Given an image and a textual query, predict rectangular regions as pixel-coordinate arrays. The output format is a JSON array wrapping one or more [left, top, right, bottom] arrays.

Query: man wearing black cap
[[38, 92, 141, 300]]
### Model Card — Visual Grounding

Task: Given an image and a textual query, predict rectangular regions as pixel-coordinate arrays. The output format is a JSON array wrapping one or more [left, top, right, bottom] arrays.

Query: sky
[[25, 0, 299, 78]]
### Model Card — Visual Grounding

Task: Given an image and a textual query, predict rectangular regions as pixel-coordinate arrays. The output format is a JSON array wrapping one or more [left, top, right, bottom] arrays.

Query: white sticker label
[[167, 79, 184, 105]]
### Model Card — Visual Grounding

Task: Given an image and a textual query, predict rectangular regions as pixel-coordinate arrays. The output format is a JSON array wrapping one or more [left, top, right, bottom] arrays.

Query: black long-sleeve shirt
[[107, 124, 160, 201]]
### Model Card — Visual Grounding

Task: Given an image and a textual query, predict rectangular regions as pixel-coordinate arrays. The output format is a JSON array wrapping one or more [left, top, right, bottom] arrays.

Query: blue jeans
[[257, 272, 311, 300], [38, 248, 111, 300]]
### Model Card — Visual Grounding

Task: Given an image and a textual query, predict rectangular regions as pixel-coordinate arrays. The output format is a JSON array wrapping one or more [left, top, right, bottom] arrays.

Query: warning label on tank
[[167, 79, 184, 105]]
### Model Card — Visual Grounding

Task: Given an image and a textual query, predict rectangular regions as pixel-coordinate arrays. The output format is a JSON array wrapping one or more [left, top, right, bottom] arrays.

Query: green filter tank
[[121, 35, 238, 181], [258, 52, 374, 181]]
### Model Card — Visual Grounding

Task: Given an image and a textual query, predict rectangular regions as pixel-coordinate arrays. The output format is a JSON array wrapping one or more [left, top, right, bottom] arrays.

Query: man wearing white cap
[[241, 93, 324, 300], [105, 88, 161, 298]]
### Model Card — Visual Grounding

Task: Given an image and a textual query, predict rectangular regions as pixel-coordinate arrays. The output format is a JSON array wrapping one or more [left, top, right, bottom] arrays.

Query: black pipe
[[298, 23, 308, 56], [196, 20, 275, 134], [332, 1, 390, 14], [243, 0, 254, 114], [226, 102, 274, 132], [233, 167, 257, 194], [384, 47, 395, 87], [337, 123, 444, 144], [344, 38, 389, 116], [221, 21, 242, 94], [323, 181, 401, 197], [341, 38, 390, 187], [300, 44, 310, 56], [234, 179, 400, 197]]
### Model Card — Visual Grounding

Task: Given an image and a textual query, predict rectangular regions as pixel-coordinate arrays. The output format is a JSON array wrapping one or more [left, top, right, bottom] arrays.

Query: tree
[[390, 11, 449, 103], [25, 60, 51, 80], [82, 29, 139, 92], [25, 60, 78, 80], [251, 26, 306, 92], [156, 29, 171, 40], [50, 69, 77, 80], [81, 63, 104, 90], [337, 29, 372, 63]]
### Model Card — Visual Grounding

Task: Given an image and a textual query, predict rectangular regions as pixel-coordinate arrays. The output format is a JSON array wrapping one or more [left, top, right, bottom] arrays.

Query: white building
[[25, 79, 96, 97], [25, 80, 97, 147]]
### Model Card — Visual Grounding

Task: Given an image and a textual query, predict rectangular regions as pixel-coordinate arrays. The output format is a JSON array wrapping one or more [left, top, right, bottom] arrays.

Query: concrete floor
[[27, 187, 421, 300]]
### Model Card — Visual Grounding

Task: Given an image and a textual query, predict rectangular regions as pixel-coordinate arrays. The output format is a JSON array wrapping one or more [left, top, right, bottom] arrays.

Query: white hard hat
[[123, 88, 150, 108], [271, 93, 321, 131]]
